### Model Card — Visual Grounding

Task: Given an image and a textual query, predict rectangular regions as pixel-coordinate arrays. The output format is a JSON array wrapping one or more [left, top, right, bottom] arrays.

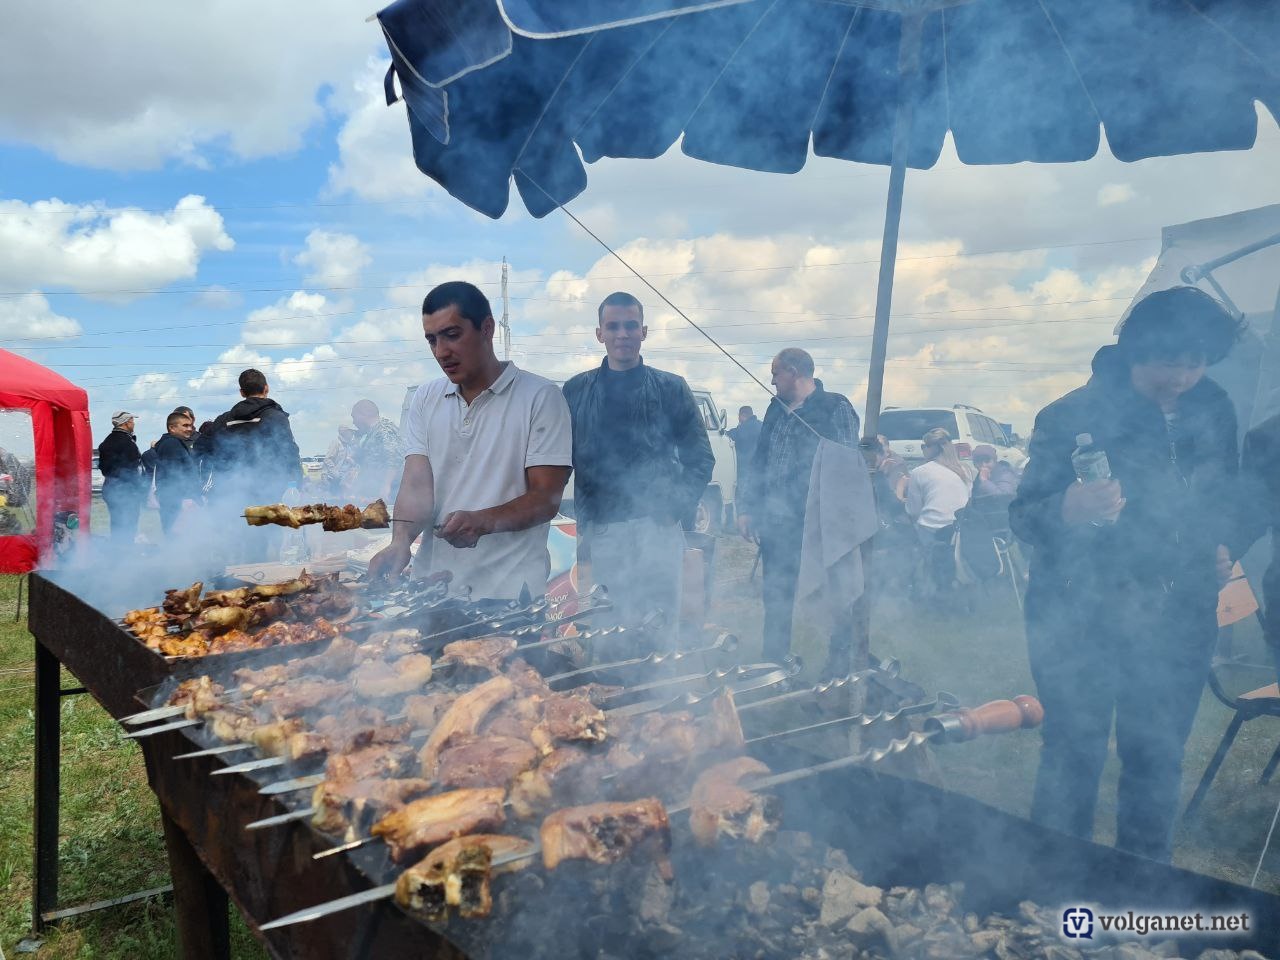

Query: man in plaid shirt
[[737, 348, 860, 667]]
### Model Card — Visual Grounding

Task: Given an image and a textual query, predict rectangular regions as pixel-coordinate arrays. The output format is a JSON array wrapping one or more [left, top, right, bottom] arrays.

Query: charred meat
[[395, 835, 535, 922], [419, 676, 516, 777], [688, 757, 780, 848], [372, 788, 507, 863], [436, 736, 540, 790], [312, 777, 433, 836], [439, 637, 518, 672], [540, 798, 672, 878]]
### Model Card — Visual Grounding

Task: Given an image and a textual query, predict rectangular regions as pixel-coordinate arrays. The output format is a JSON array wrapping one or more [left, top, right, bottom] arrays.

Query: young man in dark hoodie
[[205, 370, 302, 546], [1010, 286, 1243, 862]]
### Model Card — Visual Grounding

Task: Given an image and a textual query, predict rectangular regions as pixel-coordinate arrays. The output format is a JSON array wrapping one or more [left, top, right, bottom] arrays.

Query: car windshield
[[878, 410, 959, 442]]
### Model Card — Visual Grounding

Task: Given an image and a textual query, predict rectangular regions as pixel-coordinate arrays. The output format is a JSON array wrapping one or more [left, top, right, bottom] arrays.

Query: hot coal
[[429, 831, 1271, 960]]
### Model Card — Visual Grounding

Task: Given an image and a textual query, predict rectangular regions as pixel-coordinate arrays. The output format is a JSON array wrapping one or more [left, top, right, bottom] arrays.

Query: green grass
[[2, 529, 1278, 956]]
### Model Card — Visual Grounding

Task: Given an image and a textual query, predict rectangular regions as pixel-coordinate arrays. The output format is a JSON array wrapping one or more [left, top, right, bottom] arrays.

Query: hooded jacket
[[1010, 344, 1238, 610], [205, 396, 303, 497], [153, 432, 200, 507], [562, 359, 714, 527]]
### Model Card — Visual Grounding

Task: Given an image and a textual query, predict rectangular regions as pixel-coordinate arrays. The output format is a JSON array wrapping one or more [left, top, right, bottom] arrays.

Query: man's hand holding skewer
[[436, 511, 492, 549]]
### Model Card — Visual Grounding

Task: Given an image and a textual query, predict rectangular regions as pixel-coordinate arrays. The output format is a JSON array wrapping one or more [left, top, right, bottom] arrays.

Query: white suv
[[878, 405, 1027, 470]]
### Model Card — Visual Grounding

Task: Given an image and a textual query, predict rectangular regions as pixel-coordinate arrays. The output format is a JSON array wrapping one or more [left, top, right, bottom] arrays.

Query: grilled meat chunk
[[508, 747, 605, 820], [531, 696, 608, 753], [325, 742, 418, 784], [162, 582, 203, 615], [285, 708, 401, 762], [372, 788, 507, 863], [689, 757, 779, 848], [404, 692, 457, 732], [352, 653, 433, 699], [166, 676, 224, 719], [540, 798, 671, 878], [243, 502, 390, 531], [439, 637, 517, 672], [481, 696, 542, 741], [250, 678, 349, 718], [395, 835, 534, 922], [245, 718, 305, 757], [419, 676, 516, 777], [436, 736, 540, 790], [312, 777, 432, 836]]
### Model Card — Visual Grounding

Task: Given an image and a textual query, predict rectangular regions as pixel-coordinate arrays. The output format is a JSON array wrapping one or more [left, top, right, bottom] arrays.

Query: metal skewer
[[259, 695, 1044, 931]]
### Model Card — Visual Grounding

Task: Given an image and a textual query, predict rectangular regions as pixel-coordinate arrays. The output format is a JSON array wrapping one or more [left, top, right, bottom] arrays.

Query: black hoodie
[[205, 396, 302, 498]]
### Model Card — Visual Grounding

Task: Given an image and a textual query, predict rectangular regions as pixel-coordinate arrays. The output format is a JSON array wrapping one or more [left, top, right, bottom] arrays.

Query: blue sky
[[4, 3, 1280, 455]]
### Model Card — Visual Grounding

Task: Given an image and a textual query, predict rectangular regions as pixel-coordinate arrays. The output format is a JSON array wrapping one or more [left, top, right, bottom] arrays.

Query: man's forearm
[[390, 470, 433, 548], [476, 488, 561, 535]]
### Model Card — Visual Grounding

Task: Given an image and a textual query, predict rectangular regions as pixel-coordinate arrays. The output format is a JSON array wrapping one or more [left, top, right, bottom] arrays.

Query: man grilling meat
[[562, 291, 713, 646], [368, 281, 572, 602]]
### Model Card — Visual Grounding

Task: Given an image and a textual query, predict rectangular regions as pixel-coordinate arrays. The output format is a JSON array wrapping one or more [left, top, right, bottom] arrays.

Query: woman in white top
[[905, 427, 973, 591]]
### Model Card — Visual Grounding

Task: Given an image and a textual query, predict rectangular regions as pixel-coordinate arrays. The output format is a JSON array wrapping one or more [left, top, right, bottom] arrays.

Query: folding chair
[[1184, 568, 1274, 819]]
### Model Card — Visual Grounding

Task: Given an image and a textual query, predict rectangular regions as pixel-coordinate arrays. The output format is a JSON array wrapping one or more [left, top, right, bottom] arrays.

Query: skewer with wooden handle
[[259, 696, 1043, 931]]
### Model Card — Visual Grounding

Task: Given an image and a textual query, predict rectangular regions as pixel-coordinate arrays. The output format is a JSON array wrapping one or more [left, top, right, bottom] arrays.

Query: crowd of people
[[93, 279, 1280, 868], [96, 370, 403, 555]]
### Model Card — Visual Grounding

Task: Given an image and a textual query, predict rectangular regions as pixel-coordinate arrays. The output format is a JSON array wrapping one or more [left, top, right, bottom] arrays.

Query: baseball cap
[[111, 411, 135, 427]]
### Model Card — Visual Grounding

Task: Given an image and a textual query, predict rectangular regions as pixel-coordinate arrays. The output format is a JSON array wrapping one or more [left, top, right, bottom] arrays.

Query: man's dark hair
[[597, 292, 644, 325], [166, 411, 187, 430], [775, 347, 815, 378], [422, 281, 492, 330], [239, 368, 268, 395], [171, 406, 193, 419], [1118, 287, 1244, 367], [738, 405, 754, 417]]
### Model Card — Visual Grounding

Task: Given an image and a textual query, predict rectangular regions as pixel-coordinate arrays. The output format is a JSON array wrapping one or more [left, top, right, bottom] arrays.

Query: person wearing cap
[[98, 411, 147, 548], [971, 444, 1019, 498], [1010, 286, 1244, 863]]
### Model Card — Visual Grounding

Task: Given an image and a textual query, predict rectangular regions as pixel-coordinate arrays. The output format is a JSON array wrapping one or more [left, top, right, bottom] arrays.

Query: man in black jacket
[[727, 406, 762, 504], [1010, 286, 1243, 862], [153, 411, 200, 535], [204, 370, 303, 559], [737, 349, 860, 668], [98, 411, 146, 548], [563, 292, 714, 645]]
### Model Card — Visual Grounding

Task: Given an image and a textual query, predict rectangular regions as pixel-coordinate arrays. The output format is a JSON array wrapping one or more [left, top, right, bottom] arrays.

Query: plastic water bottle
[[1071, 433, 1115, 525]]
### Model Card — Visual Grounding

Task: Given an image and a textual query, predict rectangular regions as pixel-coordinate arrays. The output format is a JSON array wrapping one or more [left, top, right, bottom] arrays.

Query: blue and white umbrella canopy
[[375, 0, 1280, 219]]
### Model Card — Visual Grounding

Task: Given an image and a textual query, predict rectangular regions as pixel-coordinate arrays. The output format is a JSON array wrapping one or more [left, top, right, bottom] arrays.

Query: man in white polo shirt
[[367, 281, 572, 600]]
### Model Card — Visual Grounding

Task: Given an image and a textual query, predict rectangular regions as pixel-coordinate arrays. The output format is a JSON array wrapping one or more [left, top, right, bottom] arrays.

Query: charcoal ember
[[920, 928, 976, 959], [1196, 952, 1243, 960], [822, 871, 883, 927], [634, 865, 675, 925], [747, 881, 771, 917], [923, 882, 959, 918], [970, 929, 1004, 953]]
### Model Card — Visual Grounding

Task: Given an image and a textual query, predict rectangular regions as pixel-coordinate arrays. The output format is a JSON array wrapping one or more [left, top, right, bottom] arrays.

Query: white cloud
[[0, 2, 379, 170], [127, 372, 178, 404], [187, 344, 274, 394], [0, 292, 81, 340], [294, 230, 371, 290], [327, 58, 437, 202], [1098, 183, 1136, 207], [240, 292, 335, 348], [0, 195, 233, 299]]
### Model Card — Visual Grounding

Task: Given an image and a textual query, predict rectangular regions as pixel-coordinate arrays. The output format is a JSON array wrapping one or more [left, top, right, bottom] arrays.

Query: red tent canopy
[[0, 349, 92, 573]]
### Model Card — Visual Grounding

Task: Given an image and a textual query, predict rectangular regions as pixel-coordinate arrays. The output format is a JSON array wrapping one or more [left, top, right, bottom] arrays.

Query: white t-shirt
[[905, 460, 972, 530], [402, 362, 572, 599]]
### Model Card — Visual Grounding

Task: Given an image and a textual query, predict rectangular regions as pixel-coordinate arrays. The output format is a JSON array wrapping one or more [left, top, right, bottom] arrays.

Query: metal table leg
[[161, 812, 230, 960], [32, 639, 61, 932]]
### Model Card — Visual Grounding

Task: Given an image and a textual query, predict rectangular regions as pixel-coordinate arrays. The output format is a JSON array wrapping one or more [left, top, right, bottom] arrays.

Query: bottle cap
[[1075, 433, 1093, 447]]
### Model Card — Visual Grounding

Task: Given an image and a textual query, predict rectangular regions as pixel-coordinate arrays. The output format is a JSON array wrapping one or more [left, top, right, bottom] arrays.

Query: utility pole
[[500, 257, 512, 360]]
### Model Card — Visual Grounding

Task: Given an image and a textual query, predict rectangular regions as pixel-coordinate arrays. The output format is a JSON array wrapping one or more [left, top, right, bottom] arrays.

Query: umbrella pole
[[853, 13, 924, 675], [863, 12, 924, 443]]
